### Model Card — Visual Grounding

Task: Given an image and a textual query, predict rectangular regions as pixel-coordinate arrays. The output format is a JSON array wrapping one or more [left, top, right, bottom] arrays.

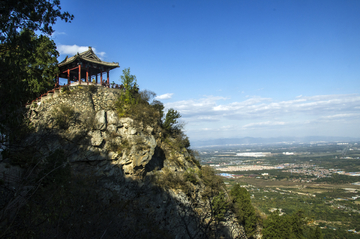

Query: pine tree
[[230, 184, 258, 237]]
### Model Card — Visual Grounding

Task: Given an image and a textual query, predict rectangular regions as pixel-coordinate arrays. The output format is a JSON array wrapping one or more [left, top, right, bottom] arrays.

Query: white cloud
[[169, 94, 360, 120], [155, 93, 173, 100], [243, 121, 286, 128], [320, 113, 358, 119], [166, 93, 360, 139], [51, 31, 66, 37], [165, 96, 228, 117], [57, 44, 106, 60]]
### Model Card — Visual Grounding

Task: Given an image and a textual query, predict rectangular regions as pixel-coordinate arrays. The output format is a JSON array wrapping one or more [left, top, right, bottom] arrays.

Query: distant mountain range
[[191, 136, 360, 148]]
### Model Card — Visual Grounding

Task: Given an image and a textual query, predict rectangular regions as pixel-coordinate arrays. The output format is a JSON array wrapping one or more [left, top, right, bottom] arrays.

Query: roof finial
[[88, 46, 92, 50]]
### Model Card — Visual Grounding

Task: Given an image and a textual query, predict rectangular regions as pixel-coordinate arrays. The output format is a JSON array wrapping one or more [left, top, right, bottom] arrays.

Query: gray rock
[[117, 127, 126, 135], [89, 130, 104, 146], [20, 85, 246, 239], [145, 135, 156, 148], [108, 152, 120, 160], [94, 110, 107, 130], [119, 155, 132, 165], [119, 117, 133, 128], [132, 152, 151, 168], [128, 127, 137, 135], [107, 124, 117, 134], [107, 110, 119, 125]]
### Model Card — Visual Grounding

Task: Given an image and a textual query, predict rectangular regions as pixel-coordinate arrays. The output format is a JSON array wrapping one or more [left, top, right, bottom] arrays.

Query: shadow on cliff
[[0, 130, 240, 239]]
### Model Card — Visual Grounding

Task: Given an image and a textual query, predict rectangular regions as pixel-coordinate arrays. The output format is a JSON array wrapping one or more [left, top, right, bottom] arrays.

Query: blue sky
[[52, 0, 360, 141]]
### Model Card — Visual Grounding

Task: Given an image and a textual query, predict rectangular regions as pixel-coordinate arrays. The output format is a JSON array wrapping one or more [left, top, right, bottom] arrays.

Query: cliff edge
[[1, 85, 247, 238]]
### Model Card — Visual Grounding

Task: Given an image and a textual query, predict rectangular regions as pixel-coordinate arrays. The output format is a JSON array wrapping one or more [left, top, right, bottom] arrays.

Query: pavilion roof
[[58, 46, 119, 69]]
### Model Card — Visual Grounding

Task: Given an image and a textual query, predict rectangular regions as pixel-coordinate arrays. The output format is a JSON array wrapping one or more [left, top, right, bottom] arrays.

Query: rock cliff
[[1, 85, 247, 238]]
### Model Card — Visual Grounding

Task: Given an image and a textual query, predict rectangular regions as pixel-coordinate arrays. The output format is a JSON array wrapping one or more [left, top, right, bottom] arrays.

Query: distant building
[[283, 152, 294, 155], [236, 152, 271, 157]]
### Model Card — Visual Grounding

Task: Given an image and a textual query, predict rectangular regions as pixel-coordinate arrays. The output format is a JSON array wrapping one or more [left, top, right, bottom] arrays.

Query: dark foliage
[[230, 184, 258, 238], [0, 0, 73, 43]]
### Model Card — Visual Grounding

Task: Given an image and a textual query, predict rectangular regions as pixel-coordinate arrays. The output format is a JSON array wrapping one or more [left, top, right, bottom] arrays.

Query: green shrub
[[193, 158, 201, 168], [154, 167, 184, 190], [199, 166, 224, 198], [188, 149, 201, 167], [151, 100, 164, 120], [163, 108, 181, 134], [174, 132, 190, 149], [164, 132, 189, 151], [211, 192, 229, 221], [230, 184, 258, 237], [139, 90, 156, 102], [184, 168, 198, 185], [126, 103, 161, 128], [116, 139, 131, 155], [115, 68, 139, 117], [115, 88, 160, 129], [262, 210, 312, 239]]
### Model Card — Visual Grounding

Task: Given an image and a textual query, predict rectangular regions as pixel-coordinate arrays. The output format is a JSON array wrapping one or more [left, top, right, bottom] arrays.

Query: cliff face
[[4, 85, 246, 238]]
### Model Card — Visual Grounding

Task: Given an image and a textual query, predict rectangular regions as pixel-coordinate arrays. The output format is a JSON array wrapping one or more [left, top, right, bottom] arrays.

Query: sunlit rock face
[[20, 85, 246, 239], [26, 85, 182, 178]]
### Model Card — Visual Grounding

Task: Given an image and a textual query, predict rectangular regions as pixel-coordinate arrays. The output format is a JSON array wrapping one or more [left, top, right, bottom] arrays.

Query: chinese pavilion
[[57, 47, 119, 87]]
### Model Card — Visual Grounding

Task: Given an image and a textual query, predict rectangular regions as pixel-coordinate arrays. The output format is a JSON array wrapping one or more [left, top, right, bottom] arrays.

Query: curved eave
[[58, 55, 119, 69]]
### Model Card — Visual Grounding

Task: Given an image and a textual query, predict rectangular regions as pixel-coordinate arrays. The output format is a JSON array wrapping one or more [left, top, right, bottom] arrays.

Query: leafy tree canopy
[[0, 29, 59, 140], [163, 108, 181, 134], [0, 0, 73, 142], [230, 184, 258, 237], [116, 68, 140, 116], [262, 210, 321, 239], [120, 67, 138, 91], [0, 0, 74, 43]]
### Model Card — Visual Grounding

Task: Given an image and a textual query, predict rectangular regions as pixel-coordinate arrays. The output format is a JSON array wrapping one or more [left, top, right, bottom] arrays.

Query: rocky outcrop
[[16, 85, 247, 238], [26, 86, 167, 177]]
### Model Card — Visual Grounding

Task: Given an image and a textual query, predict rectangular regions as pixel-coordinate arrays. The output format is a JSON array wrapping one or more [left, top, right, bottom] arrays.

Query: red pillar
[[56, 75, 59, 87], [67, 69, 70, 85], [100, 70, 103, 86], [86, 67, 89, 85], [107, 70, 109, 88], [78, 65, 81, 85]]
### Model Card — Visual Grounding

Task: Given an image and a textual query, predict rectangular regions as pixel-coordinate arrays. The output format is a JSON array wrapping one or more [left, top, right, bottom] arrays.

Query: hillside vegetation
[[0, 68, 251, 238]]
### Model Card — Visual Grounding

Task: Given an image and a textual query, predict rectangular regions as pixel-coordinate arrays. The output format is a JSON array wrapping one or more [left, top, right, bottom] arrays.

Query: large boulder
[[107, 110, 119, 125], [94, 110, 107, 130], [89, 130, 104, 146]]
